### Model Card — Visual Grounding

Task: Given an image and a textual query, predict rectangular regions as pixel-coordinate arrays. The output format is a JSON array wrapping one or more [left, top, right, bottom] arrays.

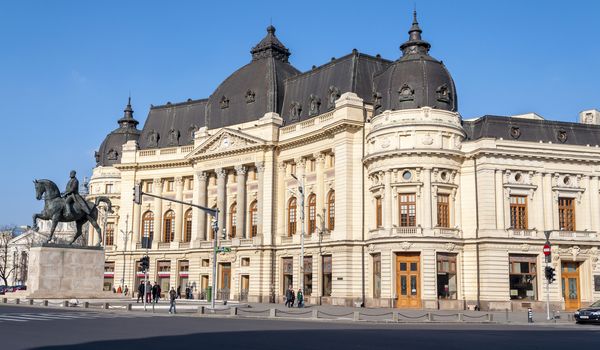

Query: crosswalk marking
[[0, 311, 150, 323]]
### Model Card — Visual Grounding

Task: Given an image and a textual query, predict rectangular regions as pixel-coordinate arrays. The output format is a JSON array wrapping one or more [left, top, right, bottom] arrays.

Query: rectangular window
[[399, 193, 416, 227], [558, 197, 575, 231], [309, 159, 316, 172], [105, 222, 115, 246], [166, 180, 174, 192], [105, 184, 113, 194], [373, 254, 381, 298], [145, 181, 153, 193], [201, 259, 210, 267], [375, 197, 383, 228], [328, 155, 335, 168], [282, 257, 293, 292], [187, 178, 193, 190], [241, 257, 250, 266], [437, 194, 450, 228], [157, 260, 171, 273], [290, 164, 297, 176], [510, 195, 528, 229], [509, 255, 537, 301], [436, 253, 457, 299], [322, 255, 332, 297], [179, 260, 189, 272], [304, 256, 313, 296]]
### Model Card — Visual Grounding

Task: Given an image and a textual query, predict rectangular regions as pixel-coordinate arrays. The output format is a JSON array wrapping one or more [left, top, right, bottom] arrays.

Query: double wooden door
[[561, 262, 581, 311], [396, 253, 421, 308]]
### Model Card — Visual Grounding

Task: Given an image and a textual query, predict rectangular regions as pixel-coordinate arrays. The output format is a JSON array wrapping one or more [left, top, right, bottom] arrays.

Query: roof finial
[[399, 10, 431, 57], [118, 95, 139, 129]]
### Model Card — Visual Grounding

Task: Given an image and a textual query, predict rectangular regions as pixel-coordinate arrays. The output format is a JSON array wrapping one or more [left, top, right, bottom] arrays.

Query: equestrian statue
[[32, 170, 112, 246]]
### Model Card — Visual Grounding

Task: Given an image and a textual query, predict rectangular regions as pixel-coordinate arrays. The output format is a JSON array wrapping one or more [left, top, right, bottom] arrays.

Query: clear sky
[[0, 0, 599, 226]]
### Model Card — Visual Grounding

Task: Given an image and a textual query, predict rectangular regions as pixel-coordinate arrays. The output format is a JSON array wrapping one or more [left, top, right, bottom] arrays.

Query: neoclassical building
[[88, 14, 600, 311]]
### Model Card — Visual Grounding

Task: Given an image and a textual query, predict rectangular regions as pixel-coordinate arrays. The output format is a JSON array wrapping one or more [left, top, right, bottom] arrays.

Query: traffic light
[[545, 266, 556, 284], [140, 256, 150, 272], [133, 183, 142, 205]]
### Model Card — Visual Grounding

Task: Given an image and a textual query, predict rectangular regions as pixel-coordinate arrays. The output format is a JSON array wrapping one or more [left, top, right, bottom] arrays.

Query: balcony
[[507, 229, 597, 241], [432, 227, 461, 238]]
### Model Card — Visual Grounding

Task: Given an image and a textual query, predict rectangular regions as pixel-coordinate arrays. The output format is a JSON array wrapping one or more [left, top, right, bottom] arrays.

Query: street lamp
[[290, 173, 305, 294], [119, 215, 131, 297]]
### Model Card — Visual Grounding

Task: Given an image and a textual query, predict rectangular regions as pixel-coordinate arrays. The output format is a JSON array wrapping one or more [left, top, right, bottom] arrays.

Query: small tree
[[0, 226, 17, 286]]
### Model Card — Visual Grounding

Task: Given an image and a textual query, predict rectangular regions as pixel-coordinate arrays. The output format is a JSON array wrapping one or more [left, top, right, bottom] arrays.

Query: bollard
[[353, 311, 360, 321], [127, 304, 132, 311], [198, 306, 205, 314], [2, 298, 7, 304], [230, 307, 237, 316], [63, 301, 69, 307], [269, 308, 276, 318], [312, 309, 319, 319], [487, 313, 493, 322], [427, 312, 433, 322], [527, 307, 533, 323], [505, 309, 509, 323], [15, 298, 20, 305], [104, 302, 110, 310], [392, 311, 399, 322], [458, 313, 464, 322], [29, 299, 34, 305], [43, 300, 48, 306], [84, 302, 89, 309]]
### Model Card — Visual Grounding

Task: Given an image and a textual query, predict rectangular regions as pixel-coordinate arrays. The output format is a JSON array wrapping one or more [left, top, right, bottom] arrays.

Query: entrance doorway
[[240, 275, 249, 301], [561, 261, 581, 311], [396, 253, 421, 308], [219, 263, 231, 300]]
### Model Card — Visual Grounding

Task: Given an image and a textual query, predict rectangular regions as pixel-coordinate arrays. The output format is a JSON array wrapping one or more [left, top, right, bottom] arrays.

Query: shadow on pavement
[[32, 328, 600, 350]]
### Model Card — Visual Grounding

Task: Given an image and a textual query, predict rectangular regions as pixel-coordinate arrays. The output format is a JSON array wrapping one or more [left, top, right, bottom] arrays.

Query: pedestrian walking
[[137, 282, 144, 303], [297, 288, 304, 308], [177, 285, 181, 299], [169, 287, 177, 314], [124, 285, 129, 296], [284, 285, 294, 307], [156, 283, 162, 303], [145, 281, 152, 303]]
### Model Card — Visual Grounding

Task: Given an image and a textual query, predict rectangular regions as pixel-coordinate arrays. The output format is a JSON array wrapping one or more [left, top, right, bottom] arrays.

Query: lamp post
[[291, 174, 305, 294], [119, 215, 130, 297]]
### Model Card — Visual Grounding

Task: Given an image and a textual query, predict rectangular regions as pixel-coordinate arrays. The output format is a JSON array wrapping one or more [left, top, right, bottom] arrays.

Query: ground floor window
[[509, 255, 537, 301], [436, 253, 457, 299], [282, 257, 293, 292], [304, 256, 313, 296], [322, 255, 332, 296], [373, 253, 381, 298]]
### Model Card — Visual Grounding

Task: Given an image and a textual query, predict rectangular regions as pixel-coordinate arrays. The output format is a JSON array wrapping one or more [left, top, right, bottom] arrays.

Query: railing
[[158, 242, 171, 250], [555, 230, 597, 240], [139, 150, 156, 157], [179, 242, 190, 249], [217, 288, 230, 300], [392, 227, 423, 236], [281, 125, 297, 134], [508, 229, 537, 238], [240, 239, 254, 246], [160, 148, 177, 155], [280, 236, 293, 244], [181, 145, 194, 153], [239, 289, 249, 302]]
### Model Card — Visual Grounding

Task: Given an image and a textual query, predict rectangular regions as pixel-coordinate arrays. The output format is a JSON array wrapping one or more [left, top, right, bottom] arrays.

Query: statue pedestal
[[26, 244, 106, 299]]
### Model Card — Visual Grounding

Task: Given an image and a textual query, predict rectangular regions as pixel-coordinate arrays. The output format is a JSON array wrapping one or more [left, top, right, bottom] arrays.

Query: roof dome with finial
[[95, 97, 141, 166], [373, 11, 458, 114], [206, 25, 300, 129]]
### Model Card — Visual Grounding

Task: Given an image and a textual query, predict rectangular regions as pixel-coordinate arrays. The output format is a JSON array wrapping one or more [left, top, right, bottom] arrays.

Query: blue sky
[[0, 0, 599, 226]]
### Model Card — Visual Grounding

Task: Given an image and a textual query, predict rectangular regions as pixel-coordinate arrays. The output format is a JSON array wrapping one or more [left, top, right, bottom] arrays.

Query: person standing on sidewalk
[[169, 287, 177, 314], [297, 288, 304, 308], [145, 281, 152, 303], [285, 285, 294, 307], [137, 282, 144, 303]]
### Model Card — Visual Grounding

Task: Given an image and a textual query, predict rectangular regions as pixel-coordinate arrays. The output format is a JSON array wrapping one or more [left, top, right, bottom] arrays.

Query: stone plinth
[[26, 244, 105, 299]]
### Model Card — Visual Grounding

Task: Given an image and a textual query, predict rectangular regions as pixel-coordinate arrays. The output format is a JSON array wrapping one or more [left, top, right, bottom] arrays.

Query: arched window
[[288, 197, 297, 236], [327, 190, 335, 231], [229, 203, 237, 238], [184, 209, 192, 243], [308, 194, 316, 235], [142, 211, 154, 248], [163, 210, 175, 242], [249, 201, 258, 237]]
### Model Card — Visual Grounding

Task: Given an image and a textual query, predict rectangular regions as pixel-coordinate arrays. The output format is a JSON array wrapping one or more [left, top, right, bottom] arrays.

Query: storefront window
[[304, 256, 313, 296], [282, 257, 293, 292], [322, 255, 332, 296], [437, 253, 457, 299], [373, 254, 381, 298], [509, 255, 537, 300]]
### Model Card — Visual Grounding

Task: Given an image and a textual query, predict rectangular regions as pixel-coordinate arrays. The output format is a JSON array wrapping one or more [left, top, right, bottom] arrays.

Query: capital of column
[[153, 178, 163, 186], [175, 176, 184, 187], [295, 157, 306, 167], [277, 162, 287, 172], [216, 168, 227, 179], [196, 171, 208, 181], [314, 152, 326, 163], [256, 161, 266, 173], [235, 165, 247, 175]]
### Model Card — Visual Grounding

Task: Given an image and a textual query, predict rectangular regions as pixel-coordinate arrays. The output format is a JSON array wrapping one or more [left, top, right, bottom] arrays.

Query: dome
[[207, 26, 300, 129], [373, 12, 458, 115], [96, 98, 141, 166]]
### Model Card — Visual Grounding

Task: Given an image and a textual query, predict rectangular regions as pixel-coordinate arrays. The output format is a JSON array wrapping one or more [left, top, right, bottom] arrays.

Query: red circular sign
[[543, 244, 551, 256]]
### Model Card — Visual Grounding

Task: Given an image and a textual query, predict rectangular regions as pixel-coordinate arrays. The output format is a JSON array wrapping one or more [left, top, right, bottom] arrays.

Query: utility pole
[[120, 215, 129, 297], [291, 174, 305, 294], [543, 230, 552, 320]]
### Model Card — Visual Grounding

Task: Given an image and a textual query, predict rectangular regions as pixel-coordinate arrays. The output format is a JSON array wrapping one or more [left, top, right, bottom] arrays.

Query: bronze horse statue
[[32, 179, 112, 245]]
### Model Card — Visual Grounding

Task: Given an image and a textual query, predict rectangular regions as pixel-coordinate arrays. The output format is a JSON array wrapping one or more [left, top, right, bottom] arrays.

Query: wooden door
[[396, 253, 421, 308], [561, 262, 581, 310], [219, 263, 231, 300]]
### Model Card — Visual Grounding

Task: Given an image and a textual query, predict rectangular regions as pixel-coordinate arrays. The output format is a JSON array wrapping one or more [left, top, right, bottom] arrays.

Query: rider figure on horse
[[63, 170, 91, 218]]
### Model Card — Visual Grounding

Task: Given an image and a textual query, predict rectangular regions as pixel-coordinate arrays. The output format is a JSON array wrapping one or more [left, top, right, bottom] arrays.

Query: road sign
[[543, 244, 551, 256]]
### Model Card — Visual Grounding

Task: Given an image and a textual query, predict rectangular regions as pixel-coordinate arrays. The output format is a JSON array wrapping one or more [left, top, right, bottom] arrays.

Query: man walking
[[137, 282, 144, 303], [169, 287, 177, 314], [285, 285, 294, 308]]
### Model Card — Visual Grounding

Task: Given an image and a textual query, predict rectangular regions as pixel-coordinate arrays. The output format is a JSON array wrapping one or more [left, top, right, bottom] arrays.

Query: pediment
[[186, 128, 266, 159]]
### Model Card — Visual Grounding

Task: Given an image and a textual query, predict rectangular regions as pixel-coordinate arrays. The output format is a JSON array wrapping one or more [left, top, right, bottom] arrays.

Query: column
[[384, 170, 392, 229], [277, 162, 287, 236], [216, 168, 227, 237], [422, 168, 432, 229], [543, 173, 553, 230], [535, 172, 545, 232], [194, 171, 208, 241], [256, 162, 265, 237], [495, 170, 505, 230], [152, 178, 163, 247], [314, 153, 326, 226], [235, 165, 247, 238], [132, 181, 142, 245], [295, 157, 306, 235], [591, 176, 600, 233], [174, 177, 184, 242]]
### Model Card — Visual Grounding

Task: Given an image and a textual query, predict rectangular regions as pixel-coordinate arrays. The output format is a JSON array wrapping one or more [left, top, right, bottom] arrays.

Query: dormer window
[[290, 102, 302, 122], [220, 96, 230, 109], [398, 84, 414, 102], [245, 90, 256, 103], [436, 84, 451, 103]]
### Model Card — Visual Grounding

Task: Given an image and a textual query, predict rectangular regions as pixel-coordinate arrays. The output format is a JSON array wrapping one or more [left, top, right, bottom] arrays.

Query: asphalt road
[[1, 305, 600, 350]]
